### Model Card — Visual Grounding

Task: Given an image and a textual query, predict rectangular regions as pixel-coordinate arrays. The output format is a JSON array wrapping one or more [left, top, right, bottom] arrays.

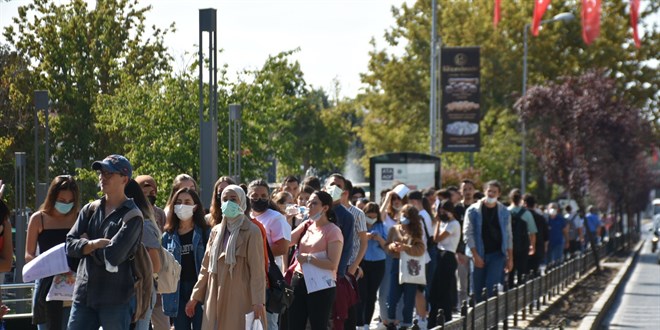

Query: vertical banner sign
[[441, 47, 481, 152]]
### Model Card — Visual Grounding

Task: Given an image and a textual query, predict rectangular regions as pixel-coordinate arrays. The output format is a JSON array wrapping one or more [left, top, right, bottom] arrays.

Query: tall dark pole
[[521, 12, 575, 194], [429, 0, 438, 154], [199, 9, 218, 208]]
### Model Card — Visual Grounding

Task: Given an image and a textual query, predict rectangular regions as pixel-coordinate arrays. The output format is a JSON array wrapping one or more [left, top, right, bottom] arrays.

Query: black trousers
[[428, 250, 457, 328], [507, 252, 529, 288], [286, 272, 336, 330], [355, 259, 386, 326]]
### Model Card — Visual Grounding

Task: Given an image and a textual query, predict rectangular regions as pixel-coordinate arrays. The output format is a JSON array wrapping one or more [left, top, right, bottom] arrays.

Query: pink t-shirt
[[294, 221, 343, 275]]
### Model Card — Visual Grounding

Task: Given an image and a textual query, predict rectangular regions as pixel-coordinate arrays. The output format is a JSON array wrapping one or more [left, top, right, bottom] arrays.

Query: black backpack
[[511, 208, 530, 255], [530, 210, 549, 259]]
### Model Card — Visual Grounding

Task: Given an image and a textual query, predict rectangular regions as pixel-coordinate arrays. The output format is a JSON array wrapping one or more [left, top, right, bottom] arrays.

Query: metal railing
[[432, 230, 639, 330], [0, 282, 34, 319]]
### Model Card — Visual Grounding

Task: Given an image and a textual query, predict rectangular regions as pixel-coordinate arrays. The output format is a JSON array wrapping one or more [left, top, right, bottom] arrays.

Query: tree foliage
[[230, 50, 352, 181], [358, 0, 659, 194], [517, 69, 655, 214], [3, 0, 173, 174]]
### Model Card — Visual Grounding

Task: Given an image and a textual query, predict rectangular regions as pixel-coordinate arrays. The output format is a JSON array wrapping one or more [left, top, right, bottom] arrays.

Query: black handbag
[[265, 243, 295, 314]]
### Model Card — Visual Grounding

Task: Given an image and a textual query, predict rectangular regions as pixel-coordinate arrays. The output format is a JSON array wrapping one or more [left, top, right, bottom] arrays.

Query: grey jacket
[[66, 197, 143, 308]]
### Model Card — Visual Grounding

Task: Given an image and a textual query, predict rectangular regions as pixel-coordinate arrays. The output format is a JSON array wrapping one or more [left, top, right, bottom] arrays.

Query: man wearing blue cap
[[66, 154, 143, 330]]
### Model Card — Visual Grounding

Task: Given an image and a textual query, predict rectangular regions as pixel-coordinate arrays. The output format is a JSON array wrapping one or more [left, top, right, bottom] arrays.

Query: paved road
[[602, 225, 660, 329]]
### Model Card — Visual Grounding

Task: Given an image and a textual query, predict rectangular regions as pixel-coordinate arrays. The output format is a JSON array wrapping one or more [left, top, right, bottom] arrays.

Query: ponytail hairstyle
[[400, 204, 423, 240], [313, 190, 337, 224]]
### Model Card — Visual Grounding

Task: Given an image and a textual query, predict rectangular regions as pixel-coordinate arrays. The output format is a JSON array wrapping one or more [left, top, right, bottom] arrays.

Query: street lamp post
[[521, 12, 575, 194]]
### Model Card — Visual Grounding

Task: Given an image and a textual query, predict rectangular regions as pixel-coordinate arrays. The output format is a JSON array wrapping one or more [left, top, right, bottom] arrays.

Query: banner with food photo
[[440, 47, 481, 152]]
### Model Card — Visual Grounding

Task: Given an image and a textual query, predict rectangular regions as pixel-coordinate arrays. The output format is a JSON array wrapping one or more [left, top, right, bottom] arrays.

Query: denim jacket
[[463, 200, 513, 258], [161, 225, 210, 317]]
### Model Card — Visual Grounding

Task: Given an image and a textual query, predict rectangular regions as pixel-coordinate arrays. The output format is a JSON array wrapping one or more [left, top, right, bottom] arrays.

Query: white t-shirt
[[418, 209, 433, 263], [252, 209, 291, 272], [437, 219, 461, 253]]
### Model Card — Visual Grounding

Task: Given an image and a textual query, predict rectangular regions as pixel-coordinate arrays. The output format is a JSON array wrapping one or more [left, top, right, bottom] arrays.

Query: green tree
[[3, 0, 173, 175], [230, 50, 351, 181], [358, 0, 659, 194], [93, 66, 227, 205]]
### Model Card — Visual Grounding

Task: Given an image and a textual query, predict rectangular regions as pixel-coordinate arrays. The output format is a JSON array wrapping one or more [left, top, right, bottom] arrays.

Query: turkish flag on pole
[[630, 0, 641, 48], [532, 0, 552, 36], [494, 0, 502, 27], [581, 0, 601, 45]]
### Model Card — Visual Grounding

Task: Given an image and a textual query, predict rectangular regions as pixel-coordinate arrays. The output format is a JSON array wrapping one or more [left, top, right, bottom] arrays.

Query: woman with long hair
[[162, 188, 210, 330], [384, 205, 426, 330], [286, 191, 343, 330], [206, 176, 236, 227], [165, 174, 200, 216], [26, 175, 80, 330], [377, 189, 407, 325], [355, 202, 387, 330], [428, 200, 461, 327], [185, 185, 266, 329], [125, 179, 162, 330]]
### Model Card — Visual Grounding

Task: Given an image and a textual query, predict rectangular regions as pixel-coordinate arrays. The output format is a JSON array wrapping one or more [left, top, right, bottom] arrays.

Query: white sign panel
[[374, 163, 437, 204]]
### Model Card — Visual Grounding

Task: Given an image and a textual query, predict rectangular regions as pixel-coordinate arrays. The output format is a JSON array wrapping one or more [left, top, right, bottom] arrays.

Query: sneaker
[[385, 323, 398, 330], [416, 318, 428, 330]]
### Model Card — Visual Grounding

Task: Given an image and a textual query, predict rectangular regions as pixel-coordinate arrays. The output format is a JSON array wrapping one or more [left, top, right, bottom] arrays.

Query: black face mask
[[147, 195, 157, 206], [251, 198, 269, 212], [439, 214, 450, 222]]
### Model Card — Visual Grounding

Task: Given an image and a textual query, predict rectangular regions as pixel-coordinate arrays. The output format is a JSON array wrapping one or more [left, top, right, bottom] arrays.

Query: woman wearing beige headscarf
[[185, 184, 267, 329]]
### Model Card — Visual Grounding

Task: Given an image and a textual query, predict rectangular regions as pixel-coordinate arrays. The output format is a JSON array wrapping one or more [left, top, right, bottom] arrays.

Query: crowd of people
[[1, 154, 610, 330]]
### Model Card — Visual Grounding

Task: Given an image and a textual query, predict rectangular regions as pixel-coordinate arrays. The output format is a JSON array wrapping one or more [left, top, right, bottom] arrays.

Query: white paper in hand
[[245, 312, 264, 330], [22, 243, 70, 282]]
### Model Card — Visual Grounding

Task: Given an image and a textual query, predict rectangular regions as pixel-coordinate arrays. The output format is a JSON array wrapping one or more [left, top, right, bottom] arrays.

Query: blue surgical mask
[[221, 201, 243, 218], [400, 216, 410, 225], [310, 211, 323, 222], [54, 202, 74, 215]]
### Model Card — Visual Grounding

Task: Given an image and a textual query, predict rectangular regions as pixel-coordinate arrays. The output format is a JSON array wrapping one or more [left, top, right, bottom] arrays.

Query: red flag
[[630, 0, 641, 48], [494, 0, 501, 27], [532, 0, 552, 36], [581, 0, 601, 45]]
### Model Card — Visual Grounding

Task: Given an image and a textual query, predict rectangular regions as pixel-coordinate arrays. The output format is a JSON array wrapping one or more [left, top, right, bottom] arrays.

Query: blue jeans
[[134, 288, 157, 330], [424, 247, 438, 303], [67, 301, 131, 330], [472, 252, 505, 303], [378, 255, 403, 323], [266, 311, 279, 330], [173, 280, 202, 330], [36, 306, 71, 330], [547, 244, 564, 266], [387, 258, 417, 326]]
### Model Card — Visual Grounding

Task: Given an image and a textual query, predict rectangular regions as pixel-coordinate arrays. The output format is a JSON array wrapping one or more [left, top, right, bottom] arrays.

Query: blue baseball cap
[[92, 154, 133, 178]]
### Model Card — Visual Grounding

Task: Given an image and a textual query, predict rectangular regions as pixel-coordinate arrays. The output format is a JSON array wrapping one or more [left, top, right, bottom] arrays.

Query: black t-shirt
[[179, 230, 197, 282], [482, 205, 502, 254], [454, 202, 469, 254]]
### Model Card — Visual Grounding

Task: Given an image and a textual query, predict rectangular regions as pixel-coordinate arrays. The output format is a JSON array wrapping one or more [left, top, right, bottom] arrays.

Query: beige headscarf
[[209, 184, 247, 277]]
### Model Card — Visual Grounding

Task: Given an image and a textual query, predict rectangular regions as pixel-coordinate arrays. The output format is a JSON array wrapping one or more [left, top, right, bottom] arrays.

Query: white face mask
[[485, 197, 498, 204], [326, 185, 343, 202], [366, 217, 377, 225], [174, 204, 195, 221]]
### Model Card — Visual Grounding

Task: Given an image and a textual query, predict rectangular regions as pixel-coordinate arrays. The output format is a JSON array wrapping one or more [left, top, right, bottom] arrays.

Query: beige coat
[[191, 219, 266, 330]]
